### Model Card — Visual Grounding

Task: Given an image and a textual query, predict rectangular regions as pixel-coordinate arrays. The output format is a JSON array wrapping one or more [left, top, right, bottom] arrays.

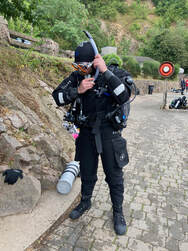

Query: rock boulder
[[0, 16, 10, 43], [0, 175, 41, 217]]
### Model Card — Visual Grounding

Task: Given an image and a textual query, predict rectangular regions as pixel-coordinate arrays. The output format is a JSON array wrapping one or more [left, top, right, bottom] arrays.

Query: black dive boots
[[69, 195, 91, 220], [113, 209, 127, 235], [69, 196, 126, 235]]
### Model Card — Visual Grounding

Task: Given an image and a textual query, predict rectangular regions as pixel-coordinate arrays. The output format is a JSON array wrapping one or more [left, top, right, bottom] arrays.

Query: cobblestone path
[[32, 93, 188, 251]]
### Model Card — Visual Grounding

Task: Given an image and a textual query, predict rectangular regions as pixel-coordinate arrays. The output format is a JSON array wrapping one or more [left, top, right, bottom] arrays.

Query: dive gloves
[[2, 169, 23, 185]]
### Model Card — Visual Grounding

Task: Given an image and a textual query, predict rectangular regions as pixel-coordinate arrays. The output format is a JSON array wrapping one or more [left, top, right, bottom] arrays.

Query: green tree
[[33, 0, 115, 50], [33, 0, 89, 49], [152, 0, 188, 20], [0, 0, 39, 22], [79, 0, 127, 19], [139, 26, 188, 72]]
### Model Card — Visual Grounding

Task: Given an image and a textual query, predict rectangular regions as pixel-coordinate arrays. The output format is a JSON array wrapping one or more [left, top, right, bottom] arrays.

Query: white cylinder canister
[[57, 161, 80, 194]]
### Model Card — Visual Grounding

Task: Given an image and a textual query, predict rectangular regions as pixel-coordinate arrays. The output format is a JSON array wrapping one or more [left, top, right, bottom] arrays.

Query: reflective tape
[[113, 84, 125, 96], [58, 92, 64, 104]]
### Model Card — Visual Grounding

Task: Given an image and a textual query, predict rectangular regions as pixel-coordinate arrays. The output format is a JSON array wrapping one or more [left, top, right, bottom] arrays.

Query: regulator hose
[[124, 76, 137, 104]]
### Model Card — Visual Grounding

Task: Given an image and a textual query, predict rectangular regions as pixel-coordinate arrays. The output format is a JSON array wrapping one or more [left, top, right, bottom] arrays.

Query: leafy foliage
[[152, 0, 188, 22], [79, 0, 128, 19], [8, 17, 37, 35], [32, 0, 116, 50], [170, 64, 180, 80], [142, 61, 160, 79], [103, 53, 123, 68], [139, 25, 188, 72], [129, 23, 141, 35], [130, 1, 149, 20], [100, 6, 118, 21], [85, 19, 116, 49], [118, 38, 131, 56], [0, 0, 39, 22], [123, 57, 141, 77], [32, 0, 89, 49], [1, 0, 188, 75]]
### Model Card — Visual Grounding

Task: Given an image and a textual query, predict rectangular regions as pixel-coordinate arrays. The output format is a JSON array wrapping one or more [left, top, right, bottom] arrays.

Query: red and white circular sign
[[159, 62, 174, 77]]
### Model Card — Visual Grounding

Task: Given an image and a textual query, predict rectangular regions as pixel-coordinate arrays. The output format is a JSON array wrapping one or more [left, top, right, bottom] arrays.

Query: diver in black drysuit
[[52, 41, 132, 235]]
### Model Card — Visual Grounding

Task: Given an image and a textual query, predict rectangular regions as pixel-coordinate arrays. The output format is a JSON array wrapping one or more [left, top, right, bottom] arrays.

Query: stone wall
[[135, 79, 180, 95], [101, 46, 117, 56]]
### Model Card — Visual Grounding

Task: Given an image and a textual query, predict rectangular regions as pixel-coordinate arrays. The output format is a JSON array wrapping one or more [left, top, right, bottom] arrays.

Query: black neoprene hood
[[74, 41, 95, 63]]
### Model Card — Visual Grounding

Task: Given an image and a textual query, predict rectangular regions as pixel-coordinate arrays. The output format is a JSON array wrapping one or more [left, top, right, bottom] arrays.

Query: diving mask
[[72, 62, 93, 75]]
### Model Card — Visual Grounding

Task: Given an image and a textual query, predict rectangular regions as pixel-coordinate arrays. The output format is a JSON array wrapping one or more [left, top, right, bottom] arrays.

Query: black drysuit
[[52, 68, 131, 212]]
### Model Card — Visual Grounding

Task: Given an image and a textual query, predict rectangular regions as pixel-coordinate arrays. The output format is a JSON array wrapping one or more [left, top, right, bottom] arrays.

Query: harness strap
[[91, 111, 105, 154]]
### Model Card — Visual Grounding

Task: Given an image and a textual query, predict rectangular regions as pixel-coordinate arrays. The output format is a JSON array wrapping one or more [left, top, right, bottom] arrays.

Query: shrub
[[121, 55, 132, 63], [124, 57, 141, 77], [100, 6, 117, 21], [115, 2, 129, 14], [152, 61, 161, 79], [118, 38, 131, 56], [103, 53, 123, 68], [129, 23, 141, 35], [8, 17, 34, 35], [131, 1, 149, 20], [142, 61, 160, 79], [169, 64, 180, 80]]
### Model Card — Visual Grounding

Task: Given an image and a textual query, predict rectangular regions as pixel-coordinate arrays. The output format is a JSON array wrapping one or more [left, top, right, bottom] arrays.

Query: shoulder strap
[[108, 64, 117, 73]]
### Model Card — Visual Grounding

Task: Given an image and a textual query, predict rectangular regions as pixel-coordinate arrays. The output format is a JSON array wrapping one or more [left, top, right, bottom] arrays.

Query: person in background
[[180, 77, 186, 95]]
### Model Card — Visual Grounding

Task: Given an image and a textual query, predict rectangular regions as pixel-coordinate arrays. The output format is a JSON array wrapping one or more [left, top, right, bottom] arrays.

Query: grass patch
[[0, 45, 73, 125]]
